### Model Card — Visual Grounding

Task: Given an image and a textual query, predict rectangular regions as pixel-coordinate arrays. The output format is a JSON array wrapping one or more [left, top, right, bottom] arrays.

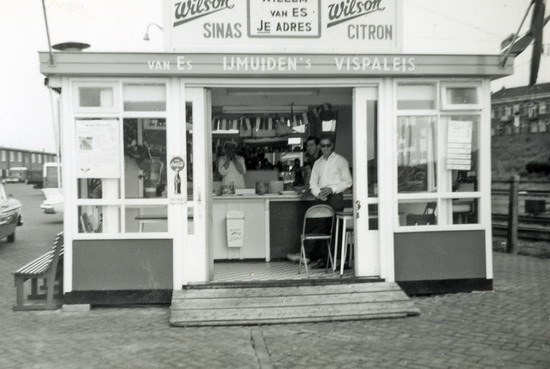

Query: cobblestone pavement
[[0, 184, 548, 369]]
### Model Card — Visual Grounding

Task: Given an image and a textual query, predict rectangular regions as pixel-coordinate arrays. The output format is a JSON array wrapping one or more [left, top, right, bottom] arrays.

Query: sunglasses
[[320, 144, 332, 148]]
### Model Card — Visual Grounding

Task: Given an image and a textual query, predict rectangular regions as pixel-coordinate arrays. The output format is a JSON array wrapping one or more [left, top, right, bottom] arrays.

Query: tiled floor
[[213, 260, 354, 282]]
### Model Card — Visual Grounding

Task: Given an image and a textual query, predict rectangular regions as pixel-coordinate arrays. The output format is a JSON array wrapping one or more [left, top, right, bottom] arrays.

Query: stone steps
[[170, 282, 420, 327]]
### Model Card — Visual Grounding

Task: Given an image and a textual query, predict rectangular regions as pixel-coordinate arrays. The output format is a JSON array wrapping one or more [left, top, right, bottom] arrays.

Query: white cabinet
[[212, 198, 267, 260]]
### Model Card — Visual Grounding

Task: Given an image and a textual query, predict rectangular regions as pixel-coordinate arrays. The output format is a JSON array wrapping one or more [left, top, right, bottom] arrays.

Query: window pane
[[398, 200, 438, 226], [124, 119, 167, 198], [367, 101, 378, 197], [449, 198, 478, 224], [79, 87, 113, 108], [78, 205, 120, 233], [397, 84, 436, 110], [446, 87, 479, 105], [443, 115, 479, 192], [123, 84, 166, 111], [397, 116, 437, 193], [77, 178, 110, 199], [368, 204, 378, 230], [125, 206, 167, 233], [186, 102, 193, 197]]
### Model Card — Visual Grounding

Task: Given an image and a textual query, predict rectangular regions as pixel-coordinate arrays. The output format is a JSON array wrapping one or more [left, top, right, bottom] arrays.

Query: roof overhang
[[39, 52, 514, 79]]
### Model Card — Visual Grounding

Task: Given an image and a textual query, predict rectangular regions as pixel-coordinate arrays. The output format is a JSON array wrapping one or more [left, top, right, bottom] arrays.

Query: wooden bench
[[13, 232, 64, 311]]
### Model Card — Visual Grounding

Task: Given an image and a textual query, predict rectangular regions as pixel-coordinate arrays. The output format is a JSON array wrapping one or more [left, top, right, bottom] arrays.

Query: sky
[[0, 0, 548, 153]]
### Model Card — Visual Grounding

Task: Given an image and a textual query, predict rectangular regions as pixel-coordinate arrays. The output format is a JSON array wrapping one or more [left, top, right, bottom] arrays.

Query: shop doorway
[[207, 87, 362, 281]]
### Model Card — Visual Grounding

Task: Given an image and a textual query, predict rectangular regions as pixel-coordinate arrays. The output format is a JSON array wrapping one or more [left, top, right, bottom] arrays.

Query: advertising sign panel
[[164, 0, 402, 53]]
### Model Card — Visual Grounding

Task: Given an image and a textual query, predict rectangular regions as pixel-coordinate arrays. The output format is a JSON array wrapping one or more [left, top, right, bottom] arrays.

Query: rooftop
[[492, 83, 550, 100]]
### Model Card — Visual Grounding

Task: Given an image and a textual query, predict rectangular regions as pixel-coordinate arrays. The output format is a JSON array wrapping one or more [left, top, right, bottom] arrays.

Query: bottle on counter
[[292, 158, 304, 186]]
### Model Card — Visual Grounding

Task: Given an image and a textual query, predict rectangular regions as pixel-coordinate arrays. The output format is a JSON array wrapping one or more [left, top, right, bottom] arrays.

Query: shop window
[[397, 84, 436, 110], [441, 83, 481, 110], [442, 115, 479, 193], [123, 84, 166, 111], [123, 118, 167, 199], [78, 205, 120, 233], [124, 206, 167, 233], [398, 200, 438, 226], [78, 87, 114, 108], [397, 116, 437, 193]]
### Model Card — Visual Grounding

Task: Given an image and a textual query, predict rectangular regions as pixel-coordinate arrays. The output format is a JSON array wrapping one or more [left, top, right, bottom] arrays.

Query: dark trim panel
[[398, 278, 493, 296], [64, 290, 172, 305]]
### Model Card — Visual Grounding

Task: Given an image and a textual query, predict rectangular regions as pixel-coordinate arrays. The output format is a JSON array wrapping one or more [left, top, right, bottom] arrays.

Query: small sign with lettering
[[248, 0, 320, 38], [447, 120, 473, 171]]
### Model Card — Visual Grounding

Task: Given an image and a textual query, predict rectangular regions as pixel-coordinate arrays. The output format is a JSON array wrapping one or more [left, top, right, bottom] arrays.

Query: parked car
[[40, 187, 64, 214], [0, 183, 23, 242]]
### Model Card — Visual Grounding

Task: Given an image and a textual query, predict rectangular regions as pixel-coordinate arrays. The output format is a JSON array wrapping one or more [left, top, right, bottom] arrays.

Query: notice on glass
[[76, 119, 120, 178], [447, 120, 472, 170]]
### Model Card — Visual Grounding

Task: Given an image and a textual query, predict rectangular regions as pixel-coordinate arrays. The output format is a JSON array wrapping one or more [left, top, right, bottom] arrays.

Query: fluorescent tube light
[[222, 105, 308, 114], [226, 89, 319, 96]]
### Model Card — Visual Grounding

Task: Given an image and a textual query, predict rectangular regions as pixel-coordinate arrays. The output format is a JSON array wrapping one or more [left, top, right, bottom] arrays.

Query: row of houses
[[0, 146, 57, 182], [491, 83, 550, 136]]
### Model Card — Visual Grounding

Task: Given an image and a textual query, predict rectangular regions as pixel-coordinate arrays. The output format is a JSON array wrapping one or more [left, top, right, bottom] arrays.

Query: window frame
[[394, 79, 484, 231], [73, 81, 120, 114], [440, 81, 482, 110], [70, 78, 170, 238]]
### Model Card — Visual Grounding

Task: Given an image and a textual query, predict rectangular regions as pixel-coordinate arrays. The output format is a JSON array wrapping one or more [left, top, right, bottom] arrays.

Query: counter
[[212, 193, 352, 260]]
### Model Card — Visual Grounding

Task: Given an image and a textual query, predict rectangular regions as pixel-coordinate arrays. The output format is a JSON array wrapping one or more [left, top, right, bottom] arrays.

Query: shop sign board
[[75, 119, 121, 178], [164, 0, 402, 53], [447, 120, 472, 171]]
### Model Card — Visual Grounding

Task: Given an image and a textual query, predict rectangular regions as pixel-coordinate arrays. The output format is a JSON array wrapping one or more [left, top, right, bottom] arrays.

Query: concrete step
[[170, 282, 420, 327]]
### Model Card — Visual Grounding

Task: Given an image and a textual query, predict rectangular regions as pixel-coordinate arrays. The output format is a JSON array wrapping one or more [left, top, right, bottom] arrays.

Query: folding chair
[[298, 204, 335, 276]]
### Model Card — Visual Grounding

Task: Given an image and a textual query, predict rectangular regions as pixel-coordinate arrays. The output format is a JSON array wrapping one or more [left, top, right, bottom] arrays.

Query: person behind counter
[[300, 136, 322, 199], [217, 142, 246, 189]]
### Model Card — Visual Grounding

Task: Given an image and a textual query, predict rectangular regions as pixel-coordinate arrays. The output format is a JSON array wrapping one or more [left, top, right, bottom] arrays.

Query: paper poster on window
[[76, 119, 120, 178], [447, 120, 472, 170]]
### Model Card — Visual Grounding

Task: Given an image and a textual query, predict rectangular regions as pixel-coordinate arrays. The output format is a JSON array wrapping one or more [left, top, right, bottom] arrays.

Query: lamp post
[[143, 23, 164, 41]]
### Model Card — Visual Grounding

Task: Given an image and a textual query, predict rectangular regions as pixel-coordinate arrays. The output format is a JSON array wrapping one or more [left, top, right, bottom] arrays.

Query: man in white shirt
[[305, 135, 352, 268], [217, 142, 246, 189], [310, 135, 352, 211]]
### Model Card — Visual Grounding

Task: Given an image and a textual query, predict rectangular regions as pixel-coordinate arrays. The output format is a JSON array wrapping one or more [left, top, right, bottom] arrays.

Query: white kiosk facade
[[39, 0, 513, 304]]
